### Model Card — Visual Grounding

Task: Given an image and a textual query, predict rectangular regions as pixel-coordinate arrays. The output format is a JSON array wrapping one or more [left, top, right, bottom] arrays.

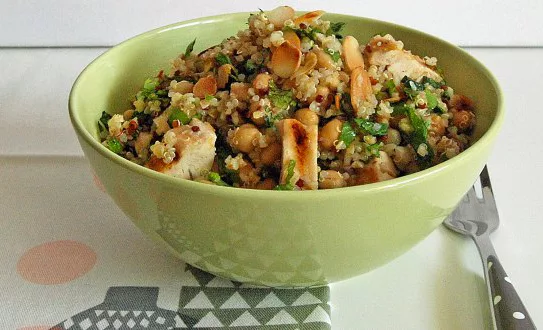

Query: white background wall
[[2, 0, 543, 47]]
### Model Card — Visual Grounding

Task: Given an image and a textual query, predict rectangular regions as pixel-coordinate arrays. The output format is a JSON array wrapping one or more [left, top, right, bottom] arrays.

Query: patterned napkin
[[50, 265, 331, 329]]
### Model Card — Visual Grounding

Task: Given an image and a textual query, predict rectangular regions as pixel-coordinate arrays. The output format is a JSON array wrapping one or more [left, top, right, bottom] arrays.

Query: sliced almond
[[343, 36, 365, 72], [217, 64, 233, 89], [294, 10, 325, 26], [271, 41, 302, 78], [283, 30, 301, 50], [267, 6, 295, 28], [313, 48, 336, 69], [193, 75, 217, 98], [292, 51, 317, 77], [350, 66, 372, 111]]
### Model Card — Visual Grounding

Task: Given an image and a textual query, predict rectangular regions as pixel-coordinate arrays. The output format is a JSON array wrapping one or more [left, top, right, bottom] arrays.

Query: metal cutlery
[[444, 166, 535, 330]]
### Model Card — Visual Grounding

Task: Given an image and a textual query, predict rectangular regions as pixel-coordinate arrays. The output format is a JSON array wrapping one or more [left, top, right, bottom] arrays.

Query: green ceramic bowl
[[69, 12, 503, 286]]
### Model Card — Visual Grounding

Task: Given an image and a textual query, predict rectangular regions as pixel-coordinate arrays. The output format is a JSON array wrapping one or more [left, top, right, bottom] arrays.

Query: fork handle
[[487, 255, 536, 330]]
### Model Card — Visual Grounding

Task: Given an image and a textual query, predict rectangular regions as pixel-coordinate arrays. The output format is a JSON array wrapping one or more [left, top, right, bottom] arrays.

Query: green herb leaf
[[392, 102, 411, 115], [384, 79, 396, 95], [425, 90, 438, 111], [354, 118, 388, 136], [328, 22, 346, 36], [268, 81, 297, 110], [421, 76, 443, 89], [340, 122, 356, 147], [107, 138, 123, 154], [366, 143, 382, 157], [136, 78, 160, 101], [274, 160, 296, 190], [325, 48, 341, 62], [184, 38, 196, 57], [168, 107, 191, 126], [401, 76, 424, 100], [244, 59, 259, 74], [208, 172, 230, 187], [98, 111, 112, 133], [215, 53, 232, 66], [405, 107, 433, 164]]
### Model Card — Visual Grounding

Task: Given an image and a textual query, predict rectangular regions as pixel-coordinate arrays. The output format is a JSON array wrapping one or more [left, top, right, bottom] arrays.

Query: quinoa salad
[[98, 7, 476, 190]]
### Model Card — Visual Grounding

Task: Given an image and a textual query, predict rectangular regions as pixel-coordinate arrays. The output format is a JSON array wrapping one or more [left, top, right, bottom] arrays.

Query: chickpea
[[256, 178, 276, 190], [319, 118, 342, 150], [319, 170, 346, 189], [294, 108, 319, 126], [231, 124, 261, 153], [252, 73, 271, 93], [392, 146, 414, 171], [248, 101, 266, 126], [260, 142, 282, 166], [429, 114, 447, 137], [384, 128, 401, 145], [230, 82, 251, 102]]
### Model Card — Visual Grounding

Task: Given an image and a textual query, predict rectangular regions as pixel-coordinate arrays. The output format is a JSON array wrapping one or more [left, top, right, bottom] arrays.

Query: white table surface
[[1, 2, 542, 329]]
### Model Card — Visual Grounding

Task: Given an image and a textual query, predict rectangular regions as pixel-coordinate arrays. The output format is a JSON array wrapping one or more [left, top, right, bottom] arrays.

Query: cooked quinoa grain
[[99, 7, 476, 190]]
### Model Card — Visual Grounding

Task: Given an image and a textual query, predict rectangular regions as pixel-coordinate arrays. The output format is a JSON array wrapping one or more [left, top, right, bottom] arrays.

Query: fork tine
[[466, 185, 478, 203], [479, 165, 493, 193]]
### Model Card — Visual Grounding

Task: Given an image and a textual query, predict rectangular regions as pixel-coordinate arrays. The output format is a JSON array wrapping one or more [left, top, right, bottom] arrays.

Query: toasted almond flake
[[342, 36, 365, 72], [271, 41, 302, 78], [283, 29, 301, 50], [313, 48, 336, 69], [294, 10, 325, 26], [292, 51, 317, 77], [350, 66, 372, 110], [193, 76, 217, 98], [267, 6, 295, 28]]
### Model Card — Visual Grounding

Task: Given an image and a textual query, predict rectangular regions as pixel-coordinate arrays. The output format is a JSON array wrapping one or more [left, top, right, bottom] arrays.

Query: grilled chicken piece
[[146, 118, 216, 179], [365, 35, 442, 84], [354, 151, 398, 185], [277, 118, 318, 190]]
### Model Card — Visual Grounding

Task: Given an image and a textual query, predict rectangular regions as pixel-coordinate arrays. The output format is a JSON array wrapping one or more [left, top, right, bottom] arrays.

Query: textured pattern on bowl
[[69, 12, 503, 286]]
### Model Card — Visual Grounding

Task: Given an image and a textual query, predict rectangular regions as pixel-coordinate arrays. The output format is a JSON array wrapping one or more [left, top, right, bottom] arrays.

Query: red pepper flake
[[191, 126, 200, 132], [315, 94, 324, 103], [299, 23, 307, 29], [296, 179, 304, 188], [369, 77, 379, 85], [127, 120, 138, 134], [172, 119, 181, 128]]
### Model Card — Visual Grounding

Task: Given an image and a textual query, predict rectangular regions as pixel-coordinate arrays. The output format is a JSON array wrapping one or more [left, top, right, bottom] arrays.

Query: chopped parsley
[[339, 122, 356, 148], [106, 138, 123, 154], [215, 53, 232, 66], [284, 26, 322, 42], [136, 78, 161, 101], [384, 79, 396, 95], [274, 160, 296, 190], [325, 48, 341, 62], [168, 107, 191, 126], [401, 76, 424, 100], [184, 38, 196, 57], [208, 172, 230, 187], [244, 59, 259, 74], [421, 76, 444, 89], [354, 118, 388, 136], [425, 90, 438, 111], [268, 81, 297, 110], [405, 107, 433, 163], [327, 22, 346, 38], [366, 143, 382, 157], [98, 111, 112, 133]]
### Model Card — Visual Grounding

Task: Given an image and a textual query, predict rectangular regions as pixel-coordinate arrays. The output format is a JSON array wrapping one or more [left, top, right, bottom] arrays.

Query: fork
[[444, 166, 535, 330]]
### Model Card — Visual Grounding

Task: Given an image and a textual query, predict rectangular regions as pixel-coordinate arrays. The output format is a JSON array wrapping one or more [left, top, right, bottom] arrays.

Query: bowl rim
[[69, 11, 504, 200]]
